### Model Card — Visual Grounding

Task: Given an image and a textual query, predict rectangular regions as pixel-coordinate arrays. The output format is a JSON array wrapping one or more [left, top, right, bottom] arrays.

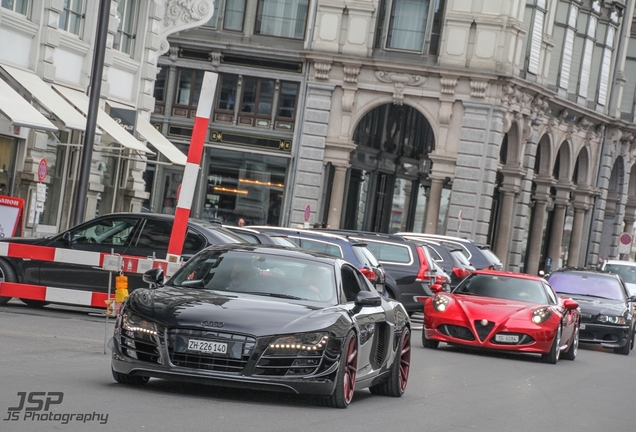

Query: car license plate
[[580, 324, 586, 330], [495, 334, 519, 343], [187, 339, 228, 355]]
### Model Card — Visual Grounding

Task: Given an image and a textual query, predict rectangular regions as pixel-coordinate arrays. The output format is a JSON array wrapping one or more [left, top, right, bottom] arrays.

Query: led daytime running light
[[269, 335, 329, 351], [598, 315, 627, 325], [433, 295, 450, 312]]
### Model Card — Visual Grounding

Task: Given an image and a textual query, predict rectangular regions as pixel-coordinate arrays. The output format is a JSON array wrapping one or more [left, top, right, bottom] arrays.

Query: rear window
[[299, 239, 343, 257], [364, 242, 411, 263], [479, 247, 503, 268], [352, 245, 379, 267], [450, 250, 473, 268], [548, 272, 625, 301], [269, 236, 298, 247]]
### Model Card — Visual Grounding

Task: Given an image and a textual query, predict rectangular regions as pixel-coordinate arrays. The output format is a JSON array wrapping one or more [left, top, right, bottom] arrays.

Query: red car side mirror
[[563, 298, 579, 310], [431, 284, 443, 294]]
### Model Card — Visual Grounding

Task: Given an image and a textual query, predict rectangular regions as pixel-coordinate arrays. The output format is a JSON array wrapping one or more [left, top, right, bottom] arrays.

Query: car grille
[[437, 324, 475, 341], [374, 323, 389, 367], [474, 320, 495, 342], [120, 330, 160, 363], [167, 329, 256, 374]]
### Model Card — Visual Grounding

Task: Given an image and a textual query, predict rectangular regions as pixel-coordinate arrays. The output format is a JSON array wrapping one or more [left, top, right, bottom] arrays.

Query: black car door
[[38, 216, 141, 293], [340, 264, 388, 378]]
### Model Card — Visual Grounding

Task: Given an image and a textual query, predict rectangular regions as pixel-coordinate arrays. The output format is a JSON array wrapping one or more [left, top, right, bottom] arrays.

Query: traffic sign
[[618, 232, 633, 254], [304, 205, 311, 222], [37, 158, 47, 182]]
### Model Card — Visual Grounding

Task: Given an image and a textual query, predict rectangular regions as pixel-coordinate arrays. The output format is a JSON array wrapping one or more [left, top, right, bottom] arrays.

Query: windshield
[[454, 274, 548, 304], [604, 264, 636, 285], [169, 250, 337, 303], [548, 273, 625, 301]]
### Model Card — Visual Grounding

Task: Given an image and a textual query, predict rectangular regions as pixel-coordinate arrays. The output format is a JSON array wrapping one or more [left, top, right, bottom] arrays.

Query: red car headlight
[[531, 308, 552, 324], [433, 295, 450, 312]]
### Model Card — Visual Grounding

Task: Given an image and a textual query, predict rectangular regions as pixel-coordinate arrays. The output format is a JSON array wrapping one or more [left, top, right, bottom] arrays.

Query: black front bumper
[[579, 322, 631, 349], [108, 336, 339, 396]]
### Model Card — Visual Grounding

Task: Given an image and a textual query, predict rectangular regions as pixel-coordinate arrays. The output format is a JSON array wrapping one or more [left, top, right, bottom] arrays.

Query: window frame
[[1, 0, 29, 15], [172, 68, 205, 118], [114, 0, 138, 56], [153, 66, 168, 115], [253, 0, 310, 41], [223, 0, 247, 32], [58, 0, 85, 36]]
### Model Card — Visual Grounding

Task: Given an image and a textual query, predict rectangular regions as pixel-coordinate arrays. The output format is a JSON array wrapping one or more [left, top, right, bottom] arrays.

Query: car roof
[[201, 243, 344, 262], [472, 269, 544, 282], [604, 260, 636, 267], [549, 267, 621, 279], [249, 226, 362, 244]]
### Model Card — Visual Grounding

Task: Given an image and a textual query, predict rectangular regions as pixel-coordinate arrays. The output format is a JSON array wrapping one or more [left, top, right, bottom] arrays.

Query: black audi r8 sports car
[[109, 244, 411, 408]]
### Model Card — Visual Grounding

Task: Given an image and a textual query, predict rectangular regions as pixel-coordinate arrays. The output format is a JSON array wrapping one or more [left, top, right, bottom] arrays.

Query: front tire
[[0, 258, 17, 305], [112, 368, 149, 385], [562, 325, 579, 361], [324, 331, 358, 408], [541, 324, 562, 364], [370, 327, 411, 397], [613, 325, 633, 355], [422, 329, 439, 349]]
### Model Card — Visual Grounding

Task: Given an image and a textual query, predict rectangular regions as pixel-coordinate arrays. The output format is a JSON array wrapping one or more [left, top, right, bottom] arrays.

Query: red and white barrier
[[167, 72, 218, 263], [0, 241, 183, 308]]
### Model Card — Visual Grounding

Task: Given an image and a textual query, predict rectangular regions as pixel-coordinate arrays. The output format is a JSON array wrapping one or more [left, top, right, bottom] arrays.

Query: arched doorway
[[343, 104, 435, 233]]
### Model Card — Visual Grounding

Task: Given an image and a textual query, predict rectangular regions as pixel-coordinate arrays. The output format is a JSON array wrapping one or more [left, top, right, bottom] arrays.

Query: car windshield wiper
[[556, 292, 614, 300], [249, 292, 303, 300]]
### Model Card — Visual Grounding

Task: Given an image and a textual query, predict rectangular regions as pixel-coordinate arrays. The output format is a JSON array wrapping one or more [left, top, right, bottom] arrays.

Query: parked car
[[422, 270, 580, 364], [416, 239, 475, 289], [223, 226, 299, 248], [546, 268, 636, 355], [601, 260, 636, 296], [250, 227, 387, 295], [109, 244, 411, 408], [315, 229, 440, 313], [0, 213, 245, 307], [396, 233, 503, 270]]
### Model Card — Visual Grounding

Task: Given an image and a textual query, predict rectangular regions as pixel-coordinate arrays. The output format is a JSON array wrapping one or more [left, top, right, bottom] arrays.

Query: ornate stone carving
[[342, 89, 356, 113], [440, 77, 458, 95], [470, 80, 488, 98], [211, 51, 221, 66], [158, 0, 216, 55], [344, 65, 361, 83], [314, 62, 332, 80], [375, 71, 427, 105]]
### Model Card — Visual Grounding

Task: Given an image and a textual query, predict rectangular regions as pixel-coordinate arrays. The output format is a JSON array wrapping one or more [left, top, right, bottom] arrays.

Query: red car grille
[[438, 325, 475, 341]]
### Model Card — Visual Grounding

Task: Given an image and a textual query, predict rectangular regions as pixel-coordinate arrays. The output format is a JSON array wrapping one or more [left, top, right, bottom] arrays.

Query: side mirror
[[628, 295, 636, 303], [62, 231, 72, 244], [431, 283, 444, 294], [354, 291, 382, 308], [143, 268, 165, 288], [563, 298, 579, 310]]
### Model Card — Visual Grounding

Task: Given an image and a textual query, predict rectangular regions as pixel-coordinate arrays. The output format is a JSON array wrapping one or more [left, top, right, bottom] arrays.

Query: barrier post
[[167, 72, 218, 263]]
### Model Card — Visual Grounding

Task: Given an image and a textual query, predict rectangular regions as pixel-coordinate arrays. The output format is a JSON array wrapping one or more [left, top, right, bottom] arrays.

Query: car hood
[[124, 286, 346, 337], [451, 295, 538, 321], [563, 294, 627, 316]]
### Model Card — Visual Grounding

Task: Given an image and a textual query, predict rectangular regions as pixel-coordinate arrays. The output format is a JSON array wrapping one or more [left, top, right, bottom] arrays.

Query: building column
[[545, 200, 567, 269], [424, 177, 444, 234], [494, 188, 517, 268], [526, 197, 548, 275], [567, 206, 586, 267], [327, 165, 348, 228]]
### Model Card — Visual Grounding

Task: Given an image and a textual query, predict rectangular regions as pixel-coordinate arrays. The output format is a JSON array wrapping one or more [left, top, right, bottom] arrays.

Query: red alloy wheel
[[398, 330, 411, 391], [343, 336, 358, 403]]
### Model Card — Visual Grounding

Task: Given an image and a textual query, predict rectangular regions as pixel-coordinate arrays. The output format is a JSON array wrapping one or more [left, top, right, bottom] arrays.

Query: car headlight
[[531, 308, 552, 324], [433, 295, 450, 312], [269, 332, 329, 351], [598, 315, 627, 325], [122, 311, 157, 336]]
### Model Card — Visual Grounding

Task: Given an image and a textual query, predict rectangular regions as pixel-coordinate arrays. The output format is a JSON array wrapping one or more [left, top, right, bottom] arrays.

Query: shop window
[[114, 0, 138, 55], [59, 0, 84, 36], [173, 68, 204, 118], [254, 0, 309, 40], [214, 74, 238, 123], [239, 77, 274, 127], [153, 67, 168, 114], [375, 0, 445, 55], [275, 81, 298, 130], [1, 0, 28, 15], [203, 148, 287, 226], [0, 136, 14, 195], [224, 0, 246, 32]]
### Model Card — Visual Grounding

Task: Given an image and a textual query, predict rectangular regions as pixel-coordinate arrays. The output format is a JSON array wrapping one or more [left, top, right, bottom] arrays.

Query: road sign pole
[[166, 72, 218, 263]]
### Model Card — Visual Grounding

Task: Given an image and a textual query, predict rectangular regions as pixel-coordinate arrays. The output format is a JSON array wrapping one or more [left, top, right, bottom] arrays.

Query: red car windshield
[[454, 274, 548, 304]]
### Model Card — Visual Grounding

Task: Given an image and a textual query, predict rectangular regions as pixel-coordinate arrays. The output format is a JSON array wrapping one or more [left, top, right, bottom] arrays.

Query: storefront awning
[[0, 78, 57, 132], [0, 64, 89, 132], [107, 101, 186, 166], [53, 86, 153, 155]]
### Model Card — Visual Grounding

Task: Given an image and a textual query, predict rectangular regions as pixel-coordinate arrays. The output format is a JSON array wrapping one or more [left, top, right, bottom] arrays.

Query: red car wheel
[[324, 332, 358, 408]]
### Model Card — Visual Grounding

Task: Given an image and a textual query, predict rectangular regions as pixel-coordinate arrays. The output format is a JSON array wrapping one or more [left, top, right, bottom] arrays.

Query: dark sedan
[[546, 268, 636, 355], [109, 244, 411, 408], [0, 213, 244, 307]]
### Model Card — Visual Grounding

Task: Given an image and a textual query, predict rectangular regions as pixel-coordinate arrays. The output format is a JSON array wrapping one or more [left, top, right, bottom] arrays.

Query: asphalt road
[[1, 300, 634, 432]]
